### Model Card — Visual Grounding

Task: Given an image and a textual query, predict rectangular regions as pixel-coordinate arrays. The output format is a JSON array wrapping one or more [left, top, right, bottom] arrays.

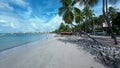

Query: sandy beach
[[0, 34, 106, 68]]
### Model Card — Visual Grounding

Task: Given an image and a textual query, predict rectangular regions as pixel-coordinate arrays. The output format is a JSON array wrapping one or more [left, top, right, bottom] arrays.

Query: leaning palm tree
[[58, 0, 83, 31], [58, 0, 74, 25], [59, 0, 97, 42]]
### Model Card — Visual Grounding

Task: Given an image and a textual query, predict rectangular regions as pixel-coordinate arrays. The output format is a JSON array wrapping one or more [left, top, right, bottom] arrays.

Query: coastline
[[0, 34, 106, 68], [0, 34, 50, 52]]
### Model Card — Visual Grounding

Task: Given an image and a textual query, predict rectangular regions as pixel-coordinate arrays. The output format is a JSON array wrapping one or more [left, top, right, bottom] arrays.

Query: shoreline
[[0, 34, 106, 68], [0, 34, 50, 52], [0, 34, 119, 68]]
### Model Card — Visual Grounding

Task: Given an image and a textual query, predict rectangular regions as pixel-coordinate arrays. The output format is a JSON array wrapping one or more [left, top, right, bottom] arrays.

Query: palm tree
[[72, 0, 118, 44], [58, 0, 74, 25], [59, 0, 98, 42], [83, 5, 93, 32], [59, 22, 66, 32], [74, 7, 84, 31], [102, 0, 118, 44], [74, 7, 84, 24], [59, 0, 84, 31], [112, 12, 120, 33]]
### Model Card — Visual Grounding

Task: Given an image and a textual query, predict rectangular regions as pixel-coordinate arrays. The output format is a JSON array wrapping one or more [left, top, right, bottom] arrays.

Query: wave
[[0, 34, 6, 37]]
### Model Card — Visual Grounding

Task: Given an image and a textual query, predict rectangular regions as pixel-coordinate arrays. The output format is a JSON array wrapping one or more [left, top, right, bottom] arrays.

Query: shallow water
[[0, 33, 47, 51]]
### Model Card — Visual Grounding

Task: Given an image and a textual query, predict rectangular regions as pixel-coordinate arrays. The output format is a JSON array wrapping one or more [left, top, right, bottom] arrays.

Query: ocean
[[0, 33, 48, 51]]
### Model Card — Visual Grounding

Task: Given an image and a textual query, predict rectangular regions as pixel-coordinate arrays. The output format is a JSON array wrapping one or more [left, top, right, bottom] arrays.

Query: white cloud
[[0, 20, 7, 24], [10, 23, 17, 28], [46, 15, 63, 31], [0, 11, 63, 32], [10, 0, 28, 7], [0, 15, 20, 28], [24, 15, 63, 32], [26, 7, 32, 16], [46, 9, 58, 15], [30, 23, 38, 29], [18, 7, 33, 18], [0, 0, 63, 33], [0, 0, 29, 12], [0, 1, 14, 11], [74, 3, 84, 10], [0, 0, 33, 19]]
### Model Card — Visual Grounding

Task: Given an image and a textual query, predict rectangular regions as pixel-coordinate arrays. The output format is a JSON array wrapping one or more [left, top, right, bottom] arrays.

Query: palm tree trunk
[[81, 31, 97, 42], [91, 16, 95, 35], [105, 0, 108, 13], [102, 0, 118, 45]]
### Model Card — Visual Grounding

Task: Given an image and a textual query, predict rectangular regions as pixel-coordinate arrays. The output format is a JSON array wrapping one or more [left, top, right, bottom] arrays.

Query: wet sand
[[0, 35, 106, 68]]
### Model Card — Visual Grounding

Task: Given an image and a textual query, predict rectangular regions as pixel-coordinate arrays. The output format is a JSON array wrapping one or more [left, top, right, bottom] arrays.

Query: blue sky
[[0, 0, 120, 33]]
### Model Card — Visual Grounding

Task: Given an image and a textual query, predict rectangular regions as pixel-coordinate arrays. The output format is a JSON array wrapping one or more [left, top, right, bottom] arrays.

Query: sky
[[0, 0, 120, 33]]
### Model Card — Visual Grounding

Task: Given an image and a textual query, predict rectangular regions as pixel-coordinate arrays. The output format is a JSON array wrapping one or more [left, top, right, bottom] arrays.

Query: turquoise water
[[0, 33, 47, 51]]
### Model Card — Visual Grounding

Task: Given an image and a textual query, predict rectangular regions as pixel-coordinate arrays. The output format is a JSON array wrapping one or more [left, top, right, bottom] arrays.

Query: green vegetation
[[112, 12, 120, 34], [54, 23, 72, 33], [54, 0, 120, 44]]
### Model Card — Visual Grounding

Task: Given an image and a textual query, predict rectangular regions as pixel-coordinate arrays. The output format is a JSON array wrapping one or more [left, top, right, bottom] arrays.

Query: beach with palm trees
[[53, 0, 120, 67], [0, 0, 120, 68], [0, 34, 107, 68], [56, 0, 120, 45]]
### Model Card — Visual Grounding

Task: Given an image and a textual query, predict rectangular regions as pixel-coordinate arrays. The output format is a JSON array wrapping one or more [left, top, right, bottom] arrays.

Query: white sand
[[0, 35, 106, 68]]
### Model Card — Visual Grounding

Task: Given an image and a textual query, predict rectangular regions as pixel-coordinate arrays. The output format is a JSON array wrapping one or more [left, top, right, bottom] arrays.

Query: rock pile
[[63, 36, 120, 68]]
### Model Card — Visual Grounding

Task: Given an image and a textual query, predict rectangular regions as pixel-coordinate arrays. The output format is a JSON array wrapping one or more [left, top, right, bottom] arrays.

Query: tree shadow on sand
[[58, 36, 120, 68]]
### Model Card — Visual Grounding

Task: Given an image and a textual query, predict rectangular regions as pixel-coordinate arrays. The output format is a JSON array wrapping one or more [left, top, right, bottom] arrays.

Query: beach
[[0, 34, 106, 68]]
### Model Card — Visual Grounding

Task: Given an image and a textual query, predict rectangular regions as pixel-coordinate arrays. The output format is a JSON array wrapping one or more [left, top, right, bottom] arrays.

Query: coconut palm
[[72, 8, 84, 33], [108, 7, 117, 20], [102, 0, 118, 44], [59, 0, 98, 42], [72, 0, 118, 44], [59, 0, 84, 31], [74, 7, 84, 24], [58, 0, 74, 25], [83, 5, 93, 32]]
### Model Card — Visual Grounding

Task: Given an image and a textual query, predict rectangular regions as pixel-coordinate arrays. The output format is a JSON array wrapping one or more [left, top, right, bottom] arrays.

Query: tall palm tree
[[59, 0, 98, 42], [102, 0, 118, 44], [72, 0, 118, 44]]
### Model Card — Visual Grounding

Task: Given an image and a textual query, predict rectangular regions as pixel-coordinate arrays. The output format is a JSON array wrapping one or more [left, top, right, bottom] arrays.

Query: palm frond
[[72, 0, 79, 6], [87, 0, 98, 6], [63, 9, 74, 24], [58, 7, 67, 15], [60, 0, 72, 7], [74, 7, 82, 23]]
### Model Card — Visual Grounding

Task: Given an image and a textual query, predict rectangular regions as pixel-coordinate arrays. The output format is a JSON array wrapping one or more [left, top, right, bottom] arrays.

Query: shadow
[[58, 36, 120, 68]]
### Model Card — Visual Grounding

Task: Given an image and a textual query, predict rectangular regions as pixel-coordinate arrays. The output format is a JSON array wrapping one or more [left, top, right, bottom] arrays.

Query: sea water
[[0, 33, 48, 51]]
